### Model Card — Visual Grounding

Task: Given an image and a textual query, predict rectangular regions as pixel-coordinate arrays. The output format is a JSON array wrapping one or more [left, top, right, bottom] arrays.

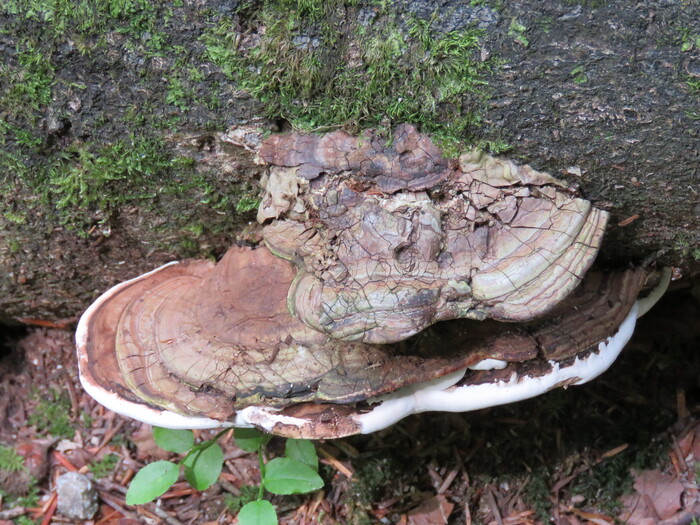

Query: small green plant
[[0, 444, 25, 473], [127, 427, 323, 525], [508, 19, 529, 47], [166, 77, 191, 111], [14, 516, 39, 525], [235, 195, 261, 213], [679, 28, 700, 52], [89, 453, 120, 479], [570, 65, 589, 85]]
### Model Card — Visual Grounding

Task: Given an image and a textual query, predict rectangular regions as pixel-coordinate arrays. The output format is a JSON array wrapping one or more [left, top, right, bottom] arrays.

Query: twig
[[53, 450, 78, 472], [437, 467, 459, 494], [17, 318, 76, 329], [94, 418, 125, 455], [63, 368, 80, 418], [0, 507, 27, 519], [94, 477, 128, 498], [98, 490, 142, 522], [308, 490, 324, 519], [147, 502, 185, 525], [95, 507, 121, 524], [318, 447, 354, 478], [563, 503, 614, 523], [676, 389, 688, 420], [159, 487, 195, 499], [39, 493, 57, 525], [671, 435, 688, 474], [218, 479, 241, 496], [486, 487, 504, 525]]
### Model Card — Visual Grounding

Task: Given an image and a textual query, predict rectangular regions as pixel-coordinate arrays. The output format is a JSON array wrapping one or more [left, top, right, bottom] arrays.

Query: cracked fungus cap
[[76, 242, 671, 438], [258, 125, 609, 343]]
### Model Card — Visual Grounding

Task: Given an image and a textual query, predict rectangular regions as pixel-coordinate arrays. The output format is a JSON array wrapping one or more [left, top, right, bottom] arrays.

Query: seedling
[[126, 427, 323, 525]]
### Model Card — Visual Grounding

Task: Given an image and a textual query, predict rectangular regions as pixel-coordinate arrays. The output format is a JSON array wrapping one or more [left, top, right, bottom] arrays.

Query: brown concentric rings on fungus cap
[[76, 241, 670, 438], [258, 126, 608, 344]]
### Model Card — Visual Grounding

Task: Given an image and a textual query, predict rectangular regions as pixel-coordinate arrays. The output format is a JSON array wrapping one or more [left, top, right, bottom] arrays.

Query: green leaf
[[263, 458, 324, 495], [284, 439, 318, 472], [153, 427, 194, 454], [235, 427, 271, 452], [182, 442, 224, 490], [238, 500, 278, 525], [126, 461, 179, 505]]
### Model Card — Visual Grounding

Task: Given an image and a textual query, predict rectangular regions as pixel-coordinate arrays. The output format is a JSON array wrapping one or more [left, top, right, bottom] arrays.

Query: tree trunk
[[1, 0, 698, 322]]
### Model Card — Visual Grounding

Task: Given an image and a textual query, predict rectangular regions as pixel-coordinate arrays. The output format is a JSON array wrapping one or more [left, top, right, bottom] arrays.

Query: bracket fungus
[[76, 126, 671, 438], [259, 125, 607, 343]]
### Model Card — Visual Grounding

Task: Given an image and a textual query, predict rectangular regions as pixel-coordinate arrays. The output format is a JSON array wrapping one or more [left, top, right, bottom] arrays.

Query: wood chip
[[618, 214, 640, 227]]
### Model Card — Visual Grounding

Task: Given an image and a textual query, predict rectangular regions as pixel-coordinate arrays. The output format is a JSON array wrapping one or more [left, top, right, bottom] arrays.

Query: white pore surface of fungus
[[355, 302, 639, 434]]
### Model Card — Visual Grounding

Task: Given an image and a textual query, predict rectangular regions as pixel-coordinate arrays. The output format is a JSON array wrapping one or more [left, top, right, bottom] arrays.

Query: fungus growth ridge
[[76, 126, 670, 438]]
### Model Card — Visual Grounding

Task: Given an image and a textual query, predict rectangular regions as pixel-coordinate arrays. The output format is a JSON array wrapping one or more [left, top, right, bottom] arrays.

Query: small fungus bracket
[[258, 125, 608, 343]]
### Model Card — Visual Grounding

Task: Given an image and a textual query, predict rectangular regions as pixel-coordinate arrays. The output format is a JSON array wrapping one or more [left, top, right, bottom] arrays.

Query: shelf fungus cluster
[[77, 125, 671, 438]]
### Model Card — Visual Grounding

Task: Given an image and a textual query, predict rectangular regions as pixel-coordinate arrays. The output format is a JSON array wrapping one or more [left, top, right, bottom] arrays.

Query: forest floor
[[0, 283, 698, 525]]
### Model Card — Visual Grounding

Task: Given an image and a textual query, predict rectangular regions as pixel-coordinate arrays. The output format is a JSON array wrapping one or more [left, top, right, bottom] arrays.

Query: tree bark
[[0, 0, 698, 322]]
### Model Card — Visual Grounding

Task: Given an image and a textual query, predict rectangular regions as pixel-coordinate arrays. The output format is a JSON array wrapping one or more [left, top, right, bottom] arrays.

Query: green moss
[[679, 27, 700, 53], [205, 0, 492, 153], [223, 485, 259, 514], [166, 77, 192, 111], [675, 233, 700, 261], [46, 137, 170, 212], [1, 130, 258, 244], [1, 0, 160, 40], [569, 437, 668, 515], [0, 38, 56, 126], [349, 455, 401, 505], [89, 453, 120, 479], [0, 445, 26, 473], [3, 210, 27, 225], [235, 194, 261, 213], [570, 65, 589, 84], [14, 517, 40, 525], [28, 388, 74, 439], [507, 19, 529, 47], [1, 484, 40, 516], [519, 469, 551, 521]]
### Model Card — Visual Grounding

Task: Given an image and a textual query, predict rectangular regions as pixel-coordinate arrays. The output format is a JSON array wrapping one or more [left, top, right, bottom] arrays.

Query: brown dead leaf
[[130, 423, 169, 461], [619, 469, 685, 524], [407, 495, 454, 525]]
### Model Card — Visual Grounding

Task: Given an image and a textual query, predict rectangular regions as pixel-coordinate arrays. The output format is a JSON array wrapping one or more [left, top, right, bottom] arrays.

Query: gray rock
[[56, 472, 99, 521]]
